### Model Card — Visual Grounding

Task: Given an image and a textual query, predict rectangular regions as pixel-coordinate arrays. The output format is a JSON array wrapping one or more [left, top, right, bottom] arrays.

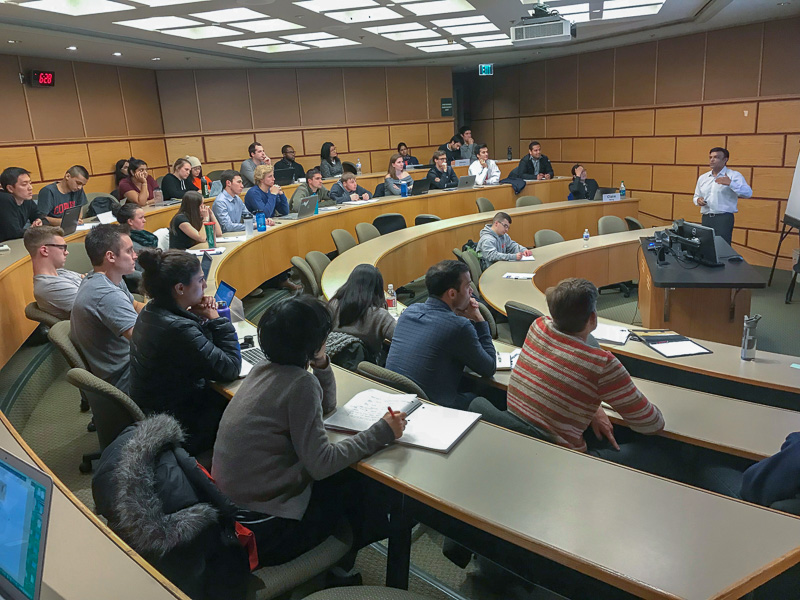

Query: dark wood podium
[[638, 237, 765, 345]]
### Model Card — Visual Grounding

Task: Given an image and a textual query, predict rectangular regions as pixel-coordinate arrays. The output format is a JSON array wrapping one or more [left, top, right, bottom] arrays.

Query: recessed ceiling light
[[115, 16, 201, 30], [281, 31, 335, 41], [293, 0, 376, 12], [20, 0, 134, 15], [7, 40, 21, 44], [431, 15, 485, 26], [249, 43, 308, 52], [190, 7, 266, 22], [603, 0, 660, 8], [66, 45, 77, 50], [112, 51, 122, 56], [220, 37, 281, 47], [469, 39, 512, 48], [305, 38, 360, 47], [553, 2, 589, 15], [601, 4, 662, 19], [417, 43, 465, 52], [364, 22, 424, 33], [151, 57, 161, 60], [231, 18, 304, 32], [383, 29, 439, 40], [408, 38, 450, 47], [568, 13, 590, 23], [162, 26, 243, 39], [443, 23, 498, 35], [132, 0, 211, 5], [462, 33, 508, 42], [325, 7, 401, 23], [403, 0, 474, 16]]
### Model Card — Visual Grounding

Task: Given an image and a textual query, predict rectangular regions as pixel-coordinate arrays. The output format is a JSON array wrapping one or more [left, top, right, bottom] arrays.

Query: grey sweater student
[[476, 223, 527, 269]]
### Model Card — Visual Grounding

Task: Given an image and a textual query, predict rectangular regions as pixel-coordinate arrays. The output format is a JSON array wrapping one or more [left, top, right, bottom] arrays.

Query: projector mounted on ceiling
[[511, 1, 575, 45]]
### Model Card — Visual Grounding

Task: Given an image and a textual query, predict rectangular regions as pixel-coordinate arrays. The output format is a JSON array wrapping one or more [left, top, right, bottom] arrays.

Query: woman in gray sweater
[[211, 296, 406, 567], [319, 142, 344, 179], [384, 153, 413, 196]]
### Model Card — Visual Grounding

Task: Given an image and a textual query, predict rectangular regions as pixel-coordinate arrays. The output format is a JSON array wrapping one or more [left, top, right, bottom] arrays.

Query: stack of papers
[[96, 211, 116, 224], [187, 247, 227, 256], [503, 272, 534, 280], [217, 235, 247, 243], [520, 256, 535, 261], [592, 323, 630, 345], [635, 331, 712, 358], [76, 223, 99, 231], [496, 350, 521, 370]]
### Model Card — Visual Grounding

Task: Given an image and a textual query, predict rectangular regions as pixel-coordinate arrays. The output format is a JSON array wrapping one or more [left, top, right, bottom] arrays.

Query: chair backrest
[[305, 251, 331, 293], [516, 195, 542, 208], [206, 170, 225, 182], [476, 197, 494, 213], [25, 302, 62, 328], [65, 368, 144, 449], [290, 256, 319, 297], [459, 250, 483, 292], [331, 229, 357, 255], [356, 362, 430, 401], [505, 301, 545, 347], [355, 222, 381, 244], [155, 175, 164, 187], [373, 213, 407, 236], [342, 161, 357, 175], [86, 195, 120, 218], [373, 183, 385, 198], [64, 242, 93, 274], [477, 302, 497, 339], [598, 215, 627, 235], [47, 320, 88, 370], [625, 216, 645, 231], [534, 229, 565, 247], [414, 214, 441, 226]]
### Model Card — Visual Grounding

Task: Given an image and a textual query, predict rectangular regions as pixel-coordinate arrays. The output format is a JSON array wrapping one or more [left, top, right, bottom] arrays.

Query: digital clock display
[[29, 70, 55, 87]]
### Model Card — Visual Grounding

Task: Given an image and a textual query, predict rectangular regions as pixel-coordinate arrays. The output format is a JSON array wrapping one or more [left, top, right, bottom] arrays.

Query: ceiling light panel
[[132, 0, 211, 6], [383, 29, 439, 40], [462, 33, 508, 42], [603, 0, 661, 8], [20, 0, 134, 16], [552, 2, 589, 14], [281, 32, 335, 41], [407, 38, 450, 47], [249, 43, 309, 53], [231, 18, 305, 32], [431, 15, 486, 26], [189, 8, 266, 22], [403, 0, 474, 16], [220, 37, 281, 47], [364, 22, 424, 33], [442, 23, 498, 35], [294, 0, 377, 12], [602, 4, 662, 18], [161, 26, 242, 39], [566, 12, 590, 23], [325, 7, 401, 22], [115, 16, 201, 30], [469, 39, 513, 48], [306, 38, 360, 47], [417, 43, 465, 52]]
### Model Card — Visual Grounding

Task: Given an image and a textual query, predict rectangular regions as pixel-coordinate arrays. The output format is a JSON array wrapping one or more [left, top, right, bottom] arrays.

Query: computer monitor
[[671, 219, 722, 267], [0, 447, 52, 600]]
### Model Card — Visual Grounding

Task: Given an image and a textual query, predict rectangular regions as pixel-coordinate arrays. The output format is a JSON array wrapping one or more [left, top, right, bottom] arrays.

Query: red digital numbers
[[38, 72, 52, 85]]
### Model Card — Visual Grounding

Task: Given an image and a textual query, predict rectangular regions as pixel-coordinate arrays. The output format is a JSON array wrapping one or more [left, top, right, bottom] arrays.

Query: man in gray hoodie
[[476, 212, 532, 270]]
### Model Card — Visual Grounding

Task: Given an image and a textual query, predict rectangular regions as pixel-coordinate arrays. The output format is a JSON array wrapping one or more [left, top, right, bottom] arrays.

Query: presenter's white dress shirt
[[469, 159, 501, 186], [692, 166, 752, 215]]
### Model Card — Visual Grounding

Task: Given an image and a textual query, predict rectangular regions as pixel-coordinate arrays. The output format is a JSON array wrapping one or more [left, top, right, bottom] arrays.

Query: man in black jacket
[[516, 141, 554, 180], [273, 145, 305, 183], [427, 151, 459, 189], [569, 164, 599, 200], [438, 135, 463, 165], [0, 167, 43, 243]]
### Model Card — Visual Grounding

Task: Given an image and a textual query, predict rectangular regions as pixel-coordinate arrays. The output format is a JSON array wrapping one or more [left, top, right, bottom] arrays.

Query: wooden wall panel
[[579, 112, 613, 137], [370, 149, 395, 172], [749, 230, 799, 258], [519, 62, 546, 116], [702, 103, 757, 134], [761, 18, 800, 97], [561, 138, 594, 163], [493, 118, 519, 158], [704, 25, 762, 100], [249, 69, 301, 129], [546, 56, 577, 113], [614, 110, 654, 137], [84, 174, 115, 194], [428, 121, 454, 145], [88, 141, 131, 175], [20, 58, 84, 140], [656, 33, 705, 105], [727, 135, 784, 167], [596, 138, 632, 163], [254, 131, 304, 159], [652, 165, 698, 194], [73, 63, 126, 138], [614, 42, 656, 108], [786, 135, 800, 168], [751, 167, 794, 199], [637, 191, 673, 220], [344, 67, 388, 124], [758, 100, 800, 134], [386, 68, 427, 122], [0, 147, 39, 181], [156, 70, 200, 134], [655, 106, 702, 136], [304, 128, 349, 156], [612, 164, 651, 190], [578, 49, 614, 110], [546, 114, 578, 138], [581, 163, 612, 186], [676, 136, 725, 166], [536, 139, 561, 162], [672, 194, 697, 221], [520, 116, 546, 139], [736, 198, 779, 231], [130, 139, 167, 169], [467, 72, 494, 119], [297, 68, 346, 127], [633, 137, 675, 165], [204, 133, 254, 164], [349, 126, 390, 152], [427, 67, 453, 121], [493, 67, 519, 119], [165, 137, 203, 163], [38, 144, 90, 181], [390, 124, 428, 149], [0, 56, 32, 142], [474, 121, 495, 154], [118, 67, 163, 136], [195, 69, 252, 132]]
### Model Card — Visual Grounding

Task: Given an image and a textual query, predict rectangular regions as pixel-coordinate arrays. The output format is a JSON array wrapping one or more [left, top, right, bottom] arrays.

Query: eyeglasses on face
[[44, 243, 68, 252]]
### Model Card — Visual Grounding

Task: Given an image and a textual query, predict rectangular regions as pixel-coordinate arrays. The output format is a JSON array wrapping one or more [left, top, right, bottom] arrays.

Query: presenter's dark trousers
[[701, 211, 734, 245]]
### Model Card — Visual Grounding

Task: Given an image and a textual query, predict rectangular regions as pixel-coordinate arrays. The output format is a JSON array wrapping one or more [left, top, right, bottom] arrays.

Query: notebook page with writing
[[324, 389, 420, 433], [398, 404, 481, 453]]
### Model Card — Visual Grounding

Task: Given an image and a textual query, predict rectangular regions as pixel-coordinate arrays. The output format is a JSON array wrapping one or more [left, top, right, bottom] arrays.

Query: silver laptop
[[281, 195, 318, 221], [0, 447, 52, 600], [58, 205, 82, 236], [457, 175, 476, 190]]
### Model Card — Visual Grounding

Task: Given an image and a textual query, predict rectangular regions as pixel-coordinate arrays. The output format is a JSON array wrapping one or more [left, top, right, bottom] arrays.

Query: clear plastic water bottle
[[507, 146, 513, 161], [356, 158, 362, 175], [387, 284, 397, 314], [153, 188, 163, 204], [620, 181, 626, 198], [583, 228, 590, 248], [243, 211, 254, 237]]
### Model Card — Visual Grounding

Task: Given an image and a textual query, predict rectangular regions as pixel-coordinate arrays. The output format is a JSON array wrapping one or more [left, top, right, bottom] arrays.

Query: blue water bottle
[[216, 301, 231, 322], [255, 211, 267, 232], [400, 181, 408, 197]]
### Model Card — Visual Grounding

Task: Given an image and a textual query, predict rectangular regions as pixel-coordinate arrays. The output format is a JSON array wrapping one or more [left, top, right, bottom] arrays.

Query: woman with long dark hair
[[169, 191, 221, 250], [319, 141, 343, 179], [384, 153, 413, 196], [119, 157, 159, 207]]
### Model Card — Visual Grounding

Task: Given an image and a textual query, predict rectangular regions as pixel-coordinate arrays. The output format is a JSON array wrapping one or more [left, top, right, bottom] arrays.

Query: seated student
[[131, 249, 241, 455], [38, 165, 89, 226], [113, 159, 129, 193], [319, 142, 343, 180], [426, 151, 458, 190], [459, 126, 478, 162], [24, 225, 83, 319], [115, 203, 157, 256], [476, 212, 532, 269], [212, 171, 247, 232], [0, 167, 43, 243], [171, 191, 222, 250], [398, 143, 419, 167], [569, 164, 599, 200], [386, 260, 496, 409], [328, 264, 395, 361], [119, 157, 159, 207], [186, 156, 211, 194], [160, 157, 198, 201], [507, 278, 669, 472], [468, 144, 501, 186], [438, 135, 463, 165], [70, 224, 145, 394], [290, 167, 334, 212], [239, 141, 270, 188], [516, 141, 554, 181], [384, 154, 413, 196], [244, 164, 290, 221], [273, 145, 305, 183], [212, 295, 406, 568], [330, 172, 372, 204]]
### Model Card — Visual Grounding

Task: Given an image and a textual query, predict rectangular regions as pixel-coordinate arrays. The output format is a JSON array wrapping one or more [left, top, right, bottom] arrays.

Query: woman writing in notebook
[[212, 295, 406, 571], [169, 191, 221, 250]]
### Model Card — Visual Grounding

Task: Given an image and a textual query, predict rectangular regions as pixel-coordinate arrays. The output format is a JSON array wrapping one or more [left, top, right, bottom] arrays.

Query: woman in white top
[[383, 153, 413, 196], [468, 144, 501, 186]]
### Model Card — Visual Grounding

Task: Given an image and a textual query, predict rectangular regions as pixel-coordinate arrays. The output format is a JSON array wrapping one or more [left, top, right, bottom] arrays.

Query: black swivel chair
[[373, 183, 385, 198], [505, 301, 545, 346], [373, 214, 407, 236], [415, 214, 441, 226], [342, 161, 357, 175]]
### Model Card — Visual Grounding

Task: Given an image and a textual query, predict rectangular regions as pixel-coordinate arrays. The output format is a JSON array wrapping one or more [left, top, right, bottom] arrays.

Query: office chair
[[290, 256, 320, 297], [85, 194, 120, 218], [342, 161, 357, 175], [476, 197, 494, 213], [534, 229, 565, 247], [356, 362, 430, 401], [478, 303, 497, 339], [505, 301, 545, 347], [786, 262, 800, 303], [625, 216, 645, 231], [155, 175, 164, 187], [373, 183, 386, 198], [24, 302, 61, 329], [331, 228, 357, 255], [303, 588, 434, 600], [305, 251, 331, 296], [355, 222, 381, 243], [453, 247, 483, 297], [597, 216, 635, 297], [516, 195, 542, 208], [373, 213, 407, 236], [415, 214, 441, 226], [206, 170, 225, 182]]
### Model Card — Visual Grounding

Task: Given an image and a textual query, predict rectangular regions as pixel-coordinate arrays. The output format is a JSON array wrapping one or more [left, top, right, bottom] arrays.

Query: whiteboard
[[786, 151, 800, 227]]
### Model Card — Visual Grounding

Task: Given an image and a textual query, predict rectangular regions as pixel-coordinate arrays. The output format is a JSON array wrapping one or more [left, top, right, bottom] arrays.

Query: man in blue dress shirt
[[212, 170, 247, 232]]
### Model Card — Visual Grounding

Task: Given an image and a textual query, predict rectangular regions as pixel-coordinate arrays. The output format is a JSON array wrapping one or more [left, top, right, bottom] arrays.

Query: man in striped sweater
[[507, 278, 671, 472]]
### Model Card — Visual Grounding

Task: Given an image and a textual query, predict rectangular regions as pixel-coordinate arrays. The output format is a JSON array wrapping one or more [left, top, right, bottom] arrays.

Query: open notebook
[[324, 389, 481, 454], [496, 350, 521, 370]]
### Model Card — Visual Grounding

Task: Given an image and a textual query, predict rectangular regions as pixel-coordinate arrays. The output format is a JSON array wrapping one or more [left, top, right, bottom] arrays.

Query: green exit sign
[[478, 64, 493, 76]]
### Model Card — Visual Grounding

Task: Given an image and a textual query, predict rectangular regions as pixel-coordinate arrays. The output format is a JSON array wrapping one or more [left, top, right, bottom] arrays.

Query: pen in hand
[[388, 406, 396, 417]]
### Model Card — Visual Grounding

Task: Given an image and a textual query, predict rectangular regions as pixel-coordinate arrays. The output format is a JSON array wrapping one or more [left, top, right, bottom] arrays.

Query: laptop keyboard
[[242, 347, 266, 366]]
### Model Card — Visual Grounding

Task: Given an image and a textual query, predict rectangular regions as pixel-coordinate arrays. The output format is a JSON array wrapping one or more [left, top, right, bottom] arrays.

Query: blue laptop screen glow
[[214, 281, 236, 307]]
